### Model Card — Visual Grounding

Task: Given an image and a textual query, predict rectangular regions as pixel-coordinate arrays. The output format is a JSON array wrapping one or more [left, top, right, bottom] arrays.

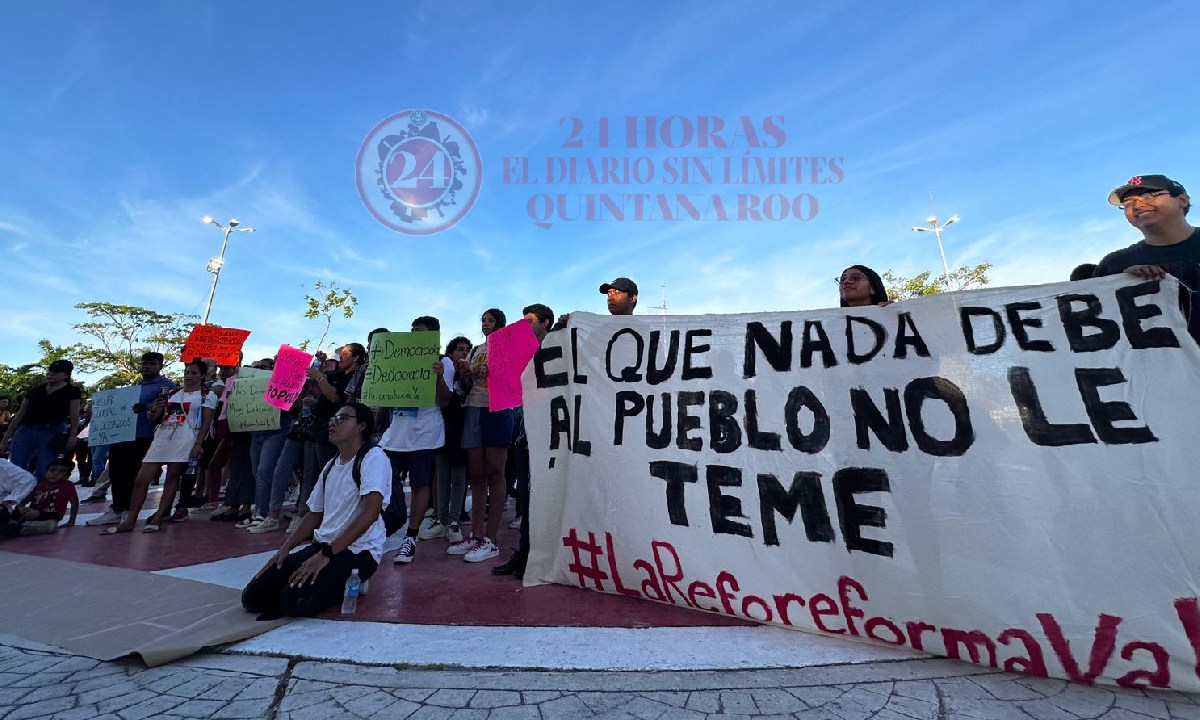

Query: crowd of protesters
[[0, 172, 1194, 618]]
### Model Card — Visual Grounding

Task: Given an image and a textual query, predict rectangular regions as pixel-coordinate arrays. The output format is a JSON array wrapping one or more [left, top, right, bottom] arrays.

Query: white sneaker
[[86, 510, 123, 526], [418, 520, 446, 540], [237, 515, 265, 530], [447, 523, 464, 543], [447, 536, 479, 555], [248, 517, 280, 534], [393, 536, 417, 564], [508, 516, 522, 529], [464, 538, 499, 563]]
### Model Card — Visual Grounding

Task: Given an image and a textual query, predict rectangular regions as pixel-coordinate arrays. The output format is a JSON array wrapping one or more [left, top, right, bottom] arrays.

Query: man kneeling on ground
[[242, 402, 391, 619]]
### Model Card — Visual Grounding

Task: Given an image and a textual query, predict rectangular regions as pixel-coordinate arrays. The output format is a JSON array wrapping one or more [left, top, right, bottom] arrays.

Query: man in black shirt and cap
[[1095, 174, 1199, 342]]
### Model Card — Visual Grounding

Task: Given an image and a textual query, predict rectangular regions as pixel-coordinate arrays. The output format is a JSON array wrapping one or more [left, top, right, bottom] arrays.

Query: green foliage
[[70, 303, 195, 390], [0, 341, 79, 401], [299, 281, 358, 353], [882, 263, 992, 301]]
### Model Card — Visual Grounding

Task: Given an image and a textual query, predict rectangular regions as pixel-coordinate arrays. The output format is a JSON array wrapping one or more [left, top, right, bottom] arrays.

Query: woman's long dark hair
[[839, 265, 889, 307], [483, 308, 507, 328]]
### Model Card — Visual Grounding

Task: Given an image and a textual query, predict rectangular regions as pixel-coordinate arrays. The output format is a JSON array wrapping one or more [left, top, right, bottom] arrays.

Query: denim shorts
[[461, 406, 514, 449]]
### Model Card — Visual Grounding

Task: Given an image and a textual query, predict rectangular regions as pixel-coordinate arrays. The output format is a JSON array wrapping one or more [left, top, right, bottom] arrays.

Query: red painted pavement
[[4, 502, 752, 630]]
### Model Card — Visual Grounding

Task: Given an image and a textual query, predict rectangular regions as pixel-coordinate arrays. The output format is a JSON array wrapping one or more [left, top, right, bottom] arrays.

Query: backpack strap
[[351, 442, 377, 489]]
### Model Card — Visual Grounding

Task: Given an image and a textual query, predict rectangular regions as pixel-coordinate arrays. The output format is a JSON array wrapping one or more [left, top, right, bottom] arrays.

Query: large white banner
[[523, 275, 1200, 690]]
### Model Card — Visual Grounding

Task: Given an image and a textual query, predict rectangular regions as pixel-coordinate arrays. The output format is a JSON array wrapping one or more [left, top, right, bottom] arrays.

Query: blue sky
[[3, 1, 1198, 374]]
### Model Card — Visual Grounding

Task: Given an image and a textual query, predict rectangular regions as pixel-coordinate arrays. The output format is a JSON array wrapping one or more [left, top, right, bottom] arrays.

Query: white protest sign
[[88, 386, 140, 446], [523, 275, 1200, 690]]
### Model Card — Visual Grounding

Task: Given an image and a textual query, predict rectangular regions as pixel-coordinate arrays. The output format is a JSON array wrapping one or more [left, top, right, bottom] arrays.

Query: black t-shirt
[[1094, 227, 1200, 288], [23, 383, 82, 426], [1095, 227, 1200, 343], [312, 370, 351, 421]]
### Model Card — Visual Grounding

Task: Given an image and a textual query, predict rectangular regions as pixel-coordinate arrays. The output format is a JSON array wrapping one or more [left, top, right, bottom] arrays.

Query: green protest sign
[[359, 331, 440, 408], [225, 376, 280, 432]]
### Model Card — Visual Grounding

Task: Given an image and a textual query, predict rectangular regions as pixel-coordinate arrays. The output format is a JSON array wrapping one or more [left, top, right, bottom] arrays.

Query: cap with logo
[[1108, 174, 1187, 206], [599, 277, 638, 295]]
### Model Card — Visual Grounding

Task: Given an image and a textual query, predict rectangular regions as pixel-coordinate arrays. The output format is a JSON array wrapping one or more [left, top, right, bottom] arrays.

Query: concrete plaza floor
[[3, 632, 1198, 720], [3, 484, 1199, 718]]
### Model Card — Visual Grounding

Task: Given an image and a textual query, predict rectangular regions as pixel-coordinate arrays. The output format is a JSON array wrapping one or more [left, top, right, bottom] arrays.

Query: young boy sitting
[[1, 458, 78, 537]]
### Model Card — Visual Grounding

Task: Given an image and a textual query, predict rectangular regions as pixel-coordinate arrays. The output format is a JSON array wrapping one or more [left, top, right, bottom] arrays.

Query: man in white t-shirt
[[241, 402, 391, 619], [386, 316, 454, 565]]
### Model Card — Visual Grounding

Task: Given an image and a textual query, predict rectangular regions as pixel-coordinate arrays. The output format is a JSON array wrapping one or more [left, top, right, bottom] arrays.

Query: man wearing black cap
[[1096, 174, 1197, 280], [1096, 174, 1199, 341], [600, 277, 638, 316]]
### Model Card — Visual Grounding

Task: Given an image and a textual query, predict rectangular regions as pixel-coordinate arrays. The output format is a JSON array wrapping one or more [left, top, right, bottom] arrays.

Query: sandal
[[142, 524, 160, 534], [100, 526, 131, 536]]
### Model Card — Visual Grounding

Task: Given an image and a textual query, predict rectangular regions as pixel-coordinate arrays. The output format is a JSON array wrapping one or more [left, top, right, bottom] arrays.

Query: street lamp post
[[910, 190, 958, 292], [201, 216, 254, 325]]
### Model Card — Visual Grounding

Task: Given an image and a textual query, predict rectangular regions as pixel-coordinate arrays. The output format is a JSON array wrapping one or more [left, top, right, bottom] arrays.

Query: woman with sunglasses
[[241, 402, 390, 618]]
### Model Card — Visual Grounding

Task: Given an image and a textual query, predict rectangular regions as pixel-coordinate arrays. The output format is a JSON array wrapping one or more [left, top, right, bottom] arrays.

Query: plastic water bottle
[[341, 569, 361, 614]]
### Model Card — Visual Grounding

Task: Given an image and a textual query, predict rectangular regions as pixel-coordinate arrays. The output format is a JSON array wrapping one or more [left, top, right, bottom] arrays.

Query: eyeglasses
[[328, 414, 356, 425], [836, 274, 867, 285], [1119, 190, 1170, 210]]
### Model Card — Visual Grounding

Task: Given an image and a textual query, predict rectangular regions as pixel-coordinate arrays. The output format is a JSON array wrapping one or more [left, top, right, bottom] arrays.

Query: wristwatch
[[319, 543, 335, 558]]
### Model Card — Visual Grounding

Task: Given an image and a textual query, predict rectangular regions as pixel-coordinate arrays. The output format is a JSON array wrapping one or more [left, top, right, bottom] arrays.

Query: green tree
[[0, 340, 76, 401], [298, 281, 358, 353], [69, 302, 197, 388], [882, 263, 992, 301]]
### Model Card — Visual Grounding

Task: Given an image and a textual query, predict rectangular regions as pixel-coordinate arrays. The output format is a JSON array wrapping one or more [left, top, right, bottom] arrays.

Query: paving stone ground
[[2, 637, 1199, 720]]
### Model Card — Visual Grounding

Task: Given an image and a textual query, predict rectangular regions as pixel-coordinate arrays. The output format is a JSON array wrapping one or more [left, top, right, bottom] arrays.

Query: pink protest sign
[[264, 344, 313, 410], [486, 320, 540, 411]]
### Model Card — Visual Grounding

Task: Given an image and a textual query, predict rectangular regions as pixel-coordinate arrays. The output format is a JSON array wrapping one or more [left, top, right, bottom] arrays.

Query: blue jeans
[[272, 436, 333, 516], [252, 417, 291, 516], [89, 443, 109, 483], [9, 424, 66, 480]]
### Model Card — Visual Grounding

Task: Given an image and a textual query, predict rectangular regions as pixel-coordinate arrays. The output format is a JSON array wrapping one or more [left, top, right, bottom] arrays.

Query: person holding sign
[[383, 317, 453, 565], [493, 303, 554, 580], [241, 403, 390, 619], [85, 353, 178, 527], [1097, 174, 1199, 342], [449, 309, 514, 564], [104, 360, 217, 535]]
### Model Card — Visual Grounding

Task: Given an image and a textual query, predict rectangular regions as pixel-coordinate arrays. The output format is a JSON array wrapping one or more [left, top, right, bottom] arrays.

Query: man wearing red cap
[[1096, 174, 1198, 341]]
